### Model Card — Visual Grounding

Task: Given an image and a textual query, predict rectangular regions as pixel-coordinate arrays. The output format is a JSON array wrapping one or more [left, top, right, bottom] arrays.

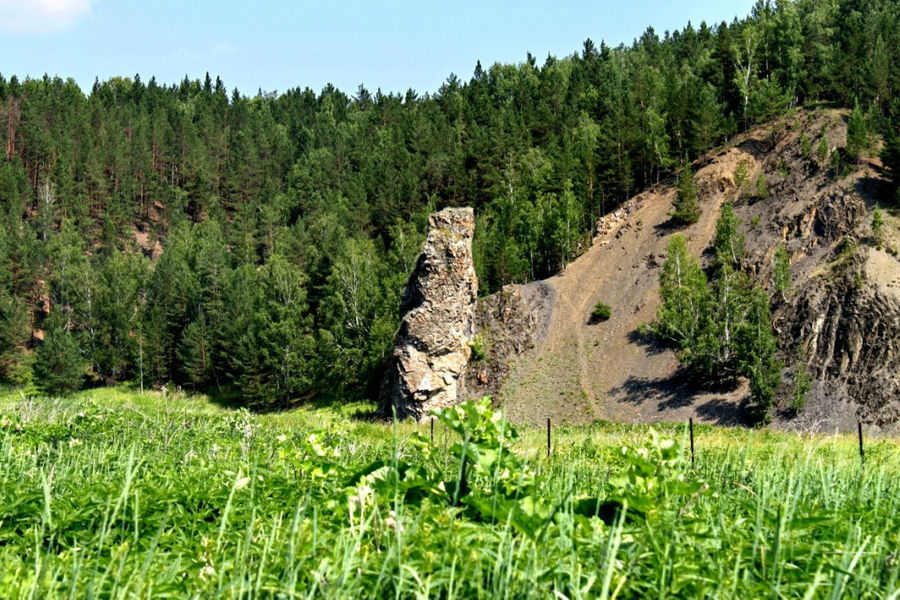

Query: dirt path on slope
[[502, 147, 759, 426]]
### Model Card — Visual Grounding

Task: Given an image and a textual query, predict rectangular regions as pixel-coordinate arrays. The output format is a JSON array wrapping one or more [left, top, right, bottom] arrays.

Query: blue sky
[[0, 0, 757, 96]]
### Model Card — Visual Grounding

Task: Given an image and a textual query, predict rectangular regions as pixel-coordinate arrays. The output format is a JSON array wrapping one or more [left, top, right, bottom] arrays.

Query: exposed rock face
[[723, 110, 900, 430], [460, 282, 554, 402], [776, 252, 900, 430], [380, 208, 478, 420]]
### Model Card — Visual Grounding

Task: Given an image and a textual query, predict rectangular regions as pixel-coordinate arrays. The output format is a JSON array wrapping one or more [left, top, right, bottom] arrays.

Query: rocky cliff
[[732, 111, 900, 430], [775, 253, 900, 428], [380, 110, 900, 432], [476, 109, 900, 431], [379, 207, 478, 420]]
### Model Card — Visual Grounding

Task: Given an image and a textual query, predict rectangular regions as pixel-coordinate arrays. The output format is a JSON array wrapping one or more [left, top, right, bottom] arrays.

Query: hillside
[[465, 109, 900, 431], [1, 0, 898, 410]]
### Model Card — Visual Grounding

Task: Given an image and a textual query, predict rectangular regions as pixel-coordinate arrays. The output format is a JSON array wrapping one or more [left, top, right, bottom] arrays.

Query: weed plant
[[590, 301, 612, 323]]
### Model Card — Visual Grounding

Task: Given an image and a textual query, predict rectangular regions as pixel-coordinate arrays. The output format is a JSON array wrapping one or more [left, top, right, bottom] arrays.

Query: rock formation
[[380, 207, 478, 420], [776, 251, 900, 430], [728, 111, 900, 430], [460, 282, 554, 402], [376, 109, 900, 432]]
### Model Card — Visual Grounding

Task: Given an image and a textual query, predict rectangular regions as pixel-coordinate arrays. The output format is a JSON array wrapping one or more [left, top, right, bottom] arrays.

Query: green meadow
[[1, 388, 898, 598]]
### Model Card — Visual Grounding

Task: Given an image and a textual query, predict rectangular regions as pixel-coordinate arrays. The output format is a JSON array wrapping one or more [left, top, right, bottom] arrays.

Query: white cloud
[[0, 0, 93, 33]]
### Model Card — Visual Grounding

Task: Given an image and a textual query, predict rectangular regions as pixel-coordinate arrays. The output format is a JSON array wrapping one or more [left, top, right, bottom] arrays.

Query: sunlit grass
[[1, 389, 898, 598]]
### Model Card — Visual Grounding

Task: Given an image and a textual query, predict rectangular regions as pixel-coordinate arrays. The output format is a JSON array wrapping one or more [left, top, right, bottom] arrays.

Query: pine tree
[[179, 314, 213, 388], [33, 327, 85, 396], [95, 251, 147, 383], [141, 224, 197, 385], [846, 99, 870, 162], [235, 254, 315, 405], [0, 292, 30, 384], [816, 136, 830, 165], [671, 161, 701, 225], [713, 202, 745, 268]]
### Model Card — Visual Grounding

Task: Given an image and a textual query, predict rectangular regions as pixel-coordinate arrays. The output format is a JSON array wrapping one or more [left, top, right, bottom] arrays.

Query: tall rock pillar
[[380, 207, 478, 420]]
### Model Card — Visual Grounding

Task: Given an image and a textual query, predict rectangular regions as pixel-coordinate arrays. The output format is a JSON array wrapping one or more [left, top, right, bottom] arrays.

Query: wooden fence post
[[858, 420, 864, 463], [547, 418, 551, 457], [689, 418, 695, 466]]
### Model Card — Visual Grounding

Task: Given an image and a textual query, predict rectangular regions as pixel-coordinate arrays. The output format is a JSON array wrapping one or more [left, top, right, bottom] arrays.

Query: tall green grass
[[1, 389, 898, 598]]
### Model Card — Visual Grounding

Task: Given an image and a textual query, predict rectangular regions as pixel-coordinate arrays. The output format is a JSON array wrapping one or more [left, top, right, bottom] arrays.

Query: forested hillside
[[1, 0, 898, 404]]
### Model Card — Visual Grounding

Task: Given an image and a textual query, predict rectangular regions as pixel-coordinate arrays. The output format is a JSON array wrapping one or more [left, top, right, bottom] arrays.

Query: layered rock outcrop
[[776, 251, 900, 429], [380, 208, 478, 420], [725, 110, 900, 430]]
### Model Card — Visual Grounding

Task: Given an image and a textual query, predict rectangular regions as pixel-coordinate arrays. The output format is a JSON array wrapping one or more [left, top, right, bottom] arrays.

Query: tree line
[[0, 0, 898, 403]]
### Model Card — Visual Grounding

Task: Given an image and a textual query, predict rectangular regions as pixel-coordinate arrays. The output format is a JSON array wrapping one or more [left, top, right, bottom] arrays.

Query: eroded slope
[[478, 109, 900, 431]]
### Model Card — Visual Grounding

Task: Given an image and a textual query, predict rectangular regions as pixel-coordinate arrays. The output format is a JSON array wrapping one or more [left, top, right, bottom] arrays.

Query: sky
[[0, 0, 758, 97]]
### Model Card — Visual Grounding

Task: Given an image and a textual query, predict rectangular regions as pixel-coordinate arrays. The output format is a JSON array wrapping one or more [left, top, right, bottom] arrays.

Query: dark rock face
[[777, 255, 900, 428], [380, 208, 478, 420], [812, 191, 867, 241], [727, 110, 900, 430], [460, 282, 554, 402]]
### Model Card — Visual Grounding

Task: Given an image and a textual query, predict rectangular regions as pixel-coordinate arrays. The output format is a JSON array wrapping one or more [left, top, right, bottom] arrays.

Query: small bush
[[469, 333, 488, 362], [754, 174, 769, 199], [871, 207, 885, 248], [734, 160, 750, 191], [816, 136, 829, 164], [830, 146, 843, 174], [777, 159, 789, 178], [590, 301, 612, 323], [790, 360, 811, 413], [749, 214, 761, 230], [800, 134, 811, 157]]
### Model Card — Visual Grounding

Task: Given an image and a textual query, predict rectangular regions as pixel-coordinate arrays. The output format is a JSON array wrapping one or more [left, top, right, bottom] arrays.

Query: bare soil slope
[[501, 146, 758, 425], [495, 109, 900, 429]]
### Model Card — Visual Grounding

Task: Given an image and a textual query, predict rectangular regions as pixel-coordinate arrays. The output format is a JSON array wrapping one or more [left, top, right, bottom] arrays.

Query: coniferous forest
[[1, 0, 899, 404]]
